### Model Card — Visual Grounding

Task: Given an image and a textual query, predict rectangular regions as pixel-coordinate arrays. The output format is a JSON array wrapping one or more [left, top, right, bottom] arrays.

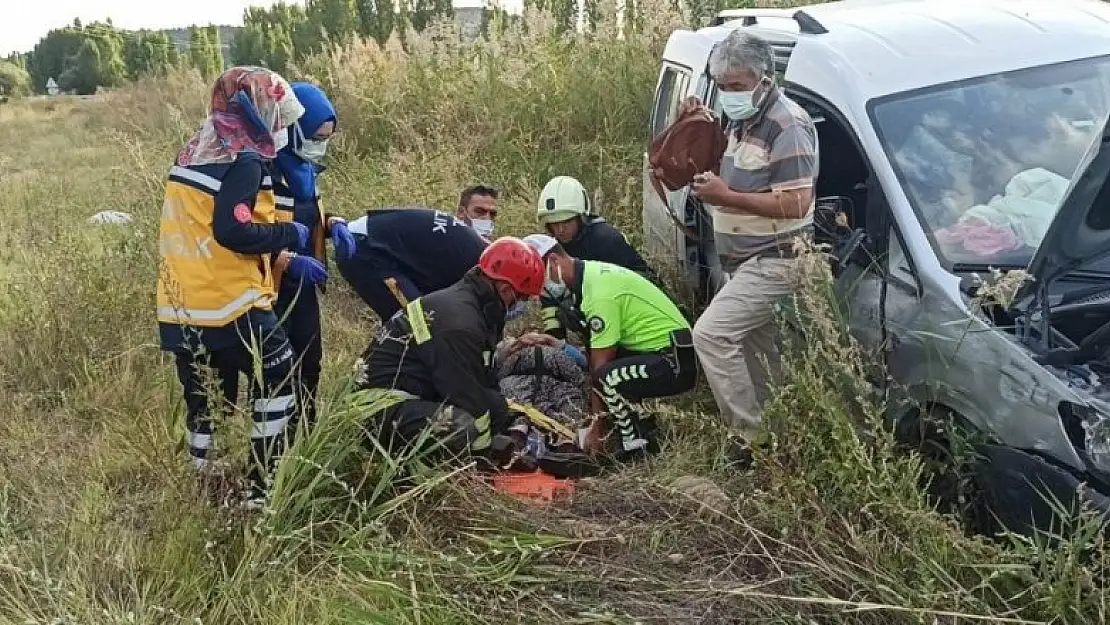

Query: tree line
[[226, 0, 509, 75], [4, 18, 219, 97], [1, 0, 731, 98], [3, 0, 484, 97]]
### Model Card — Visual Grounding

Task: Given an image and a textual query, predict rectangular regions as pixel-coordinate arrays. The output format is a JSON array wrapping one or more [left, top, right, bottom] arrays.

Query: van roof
[[694, 0, 1110, 99]]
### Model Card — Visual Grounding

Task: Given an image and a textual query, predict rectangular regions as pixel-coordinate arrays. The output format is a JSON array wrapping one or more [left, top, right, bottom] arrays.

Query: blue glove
[[292, 222, 310, 251], [562, 342, 588, 370], [285, 253, 328, 286], [329, 218, 356, 261]]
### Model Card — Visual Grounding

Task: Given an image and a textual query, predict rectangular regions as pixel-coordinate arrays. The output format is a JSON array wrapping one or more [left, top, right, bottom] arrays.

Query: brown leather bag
[[648, 106, 728, 240]]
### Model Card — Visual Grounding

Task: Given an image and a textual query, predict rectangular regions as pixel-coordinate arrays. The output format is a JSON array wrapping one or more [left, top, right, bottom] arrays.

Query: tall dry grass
[[0, 1, 1107, 623]]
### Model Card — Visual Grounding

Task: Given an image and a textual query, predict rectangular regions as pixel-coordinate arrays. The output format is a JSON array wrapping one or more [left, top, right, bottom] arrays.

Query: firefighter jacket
[[357, 268, 514, 451]]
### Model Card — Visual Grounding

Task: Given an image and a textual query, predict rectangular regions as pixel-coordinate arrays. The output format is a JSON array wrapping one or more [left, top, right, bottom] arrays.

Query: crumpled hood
[[1013, 118, 1110, 307]]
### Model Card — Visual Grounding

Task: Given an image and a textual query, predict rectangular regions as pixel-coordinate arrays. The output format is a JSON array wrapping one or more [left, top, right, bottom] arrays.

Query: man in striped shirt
[[685, 30, 819, 467]]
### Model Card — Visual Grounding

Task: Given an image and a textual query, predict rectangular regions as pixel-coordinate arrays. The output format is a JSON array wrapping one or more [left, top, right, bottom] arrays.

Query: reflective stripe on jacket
[[156, 165, 278, 327]]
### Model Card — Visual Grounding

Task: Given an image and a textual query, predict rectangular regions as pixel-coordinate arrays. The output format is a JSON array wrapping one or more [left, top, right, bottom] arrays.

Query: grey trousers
[[692, 256, 799, 440]]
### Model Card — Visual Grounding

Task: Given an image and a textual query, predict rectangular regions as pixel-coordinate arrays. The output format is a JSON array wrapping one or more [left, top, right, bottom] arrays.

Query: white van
[[642, 0, 1110, 536]]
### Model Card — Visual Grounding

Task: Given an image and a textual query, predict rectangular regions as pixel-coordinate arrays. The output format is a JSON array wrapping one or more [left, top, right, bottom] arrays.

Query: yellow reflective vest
[[156, 165, 279, 328]]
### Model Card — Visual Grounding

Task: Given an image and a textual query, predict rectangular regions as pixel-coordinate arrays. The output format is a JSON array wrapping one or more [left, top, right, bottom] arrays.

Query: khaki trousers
[[692, 256, 798, 439]]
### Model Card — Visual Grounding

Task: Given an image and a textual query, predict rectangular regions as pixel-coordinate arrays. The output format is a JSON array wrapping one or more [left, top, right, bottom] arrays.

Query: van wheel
[[893, 406, 992, 535]]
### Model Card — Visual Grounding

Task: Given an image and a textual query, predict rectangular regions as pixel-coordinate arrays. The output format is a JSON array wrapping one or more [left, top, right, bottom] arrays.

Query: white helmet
[[537, 176, 591, 225], [523, 233, 559, 258]]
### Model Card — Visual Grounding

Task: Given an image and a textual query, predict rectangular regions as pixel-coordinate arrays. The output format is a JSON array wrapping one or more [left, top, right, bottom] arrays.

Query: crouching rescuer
[[525, 234, 697, 458], [354, 237, 547, 462]]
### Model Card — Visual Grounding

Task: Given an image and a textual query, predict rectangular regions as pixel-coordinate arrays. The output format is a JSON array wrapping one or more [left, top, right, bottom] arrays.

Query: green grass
[[1, 3, 1108, 624]]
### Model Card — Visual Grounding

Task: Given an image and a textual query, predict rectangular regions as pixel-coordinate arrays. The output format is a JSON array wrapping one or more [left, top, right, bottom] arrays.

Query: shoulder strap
[[530, 345, 545, 405], [650, 168, 701, 242]]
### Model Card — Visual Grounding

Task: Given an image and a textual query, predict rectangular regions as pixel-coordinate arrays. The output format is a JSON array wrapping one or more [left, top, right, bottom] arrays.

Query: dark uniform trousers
[[336, 239, 422, 322], [274, 276, 323, 432], [173, 321, 299, 492], [371, 399, 482, 461], [592, 328, 698, 453], [364, 386, 515, 465]]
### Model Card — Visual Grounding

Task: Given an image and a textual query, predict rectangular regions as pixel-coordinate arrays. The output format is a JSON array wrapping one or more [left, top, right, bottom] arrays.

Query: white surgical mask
[[293, 124, 329, 163], [272, 128, 290, 152], [470, 218, 495, 238], [505, 300, 527, 321], [296, 138, 328, 163], [719, 91, 759, 121], [544, 263, 568, 300]]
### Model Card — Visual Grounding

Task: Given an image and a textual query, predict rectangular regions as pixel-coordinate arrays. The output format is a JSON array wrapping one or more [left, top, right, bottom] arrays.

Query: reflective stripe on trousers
[[175, 326, 299, 490], [597, 362, 653, 451], [592, 332, 697, 452]]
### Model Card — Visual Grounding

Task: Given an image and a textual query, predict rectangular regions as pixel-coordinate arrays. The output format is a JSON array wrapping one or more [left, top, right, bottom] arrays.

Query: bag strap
[[530, 345, 545, 405], [650, 164, 703, 242]]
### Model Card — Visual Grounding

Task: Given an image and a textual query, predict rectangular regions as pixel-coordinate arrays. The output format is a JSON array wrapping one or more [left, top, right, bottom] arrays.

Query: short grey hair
[[708, 31, 775, 81]]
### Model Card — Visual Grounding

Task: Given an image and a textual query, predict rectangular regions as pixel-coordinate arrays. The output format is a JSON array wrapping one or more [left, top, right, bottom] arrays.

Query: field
[[1, 2, 1108, 623]]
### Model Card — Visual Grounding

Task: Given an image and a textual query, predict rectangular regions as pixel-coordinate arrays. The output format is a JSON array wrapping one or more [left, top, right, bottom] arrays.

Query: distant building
[[45, 77, 59, 96], [455, 6, 486, 41]]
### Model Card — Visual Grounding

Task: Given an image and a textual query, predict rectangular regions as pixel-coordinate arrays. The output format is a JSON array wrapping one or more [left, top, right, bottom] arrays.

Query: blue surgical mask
[[544, 282, 567, 300], [719, 90, 759, 121], [505, 300, 527, 321]]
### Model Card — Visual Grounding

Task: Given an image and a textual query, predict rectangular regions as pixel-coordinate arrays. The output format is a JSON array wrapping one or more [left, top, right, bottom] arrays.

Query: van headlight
[[1059, 401, 1110, 475], [1086, 418, 1110, 474]]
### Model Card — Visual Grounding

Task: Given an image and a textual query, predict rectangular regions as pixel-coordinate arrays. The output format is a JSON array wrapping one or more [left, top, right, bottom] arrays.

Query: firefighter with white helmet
[[535, 175, 660, 339]]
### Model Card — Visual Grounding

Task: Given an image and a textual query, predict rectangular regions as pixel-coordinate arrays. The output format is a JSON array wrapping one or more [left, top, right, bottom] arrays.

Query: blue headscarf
[[274, 82, 337, 200]]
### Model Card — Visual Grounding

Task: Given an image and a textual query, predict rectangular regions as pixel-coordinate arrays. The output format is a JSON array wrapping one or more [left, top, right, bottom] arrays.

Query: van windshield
[[870, 55, 1110, 268]]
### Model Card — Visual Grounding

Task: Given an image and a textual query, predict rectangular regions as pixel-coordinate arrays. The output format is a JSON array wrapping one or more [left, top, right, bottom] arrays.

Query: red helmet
[[479, 236, 546, 297]]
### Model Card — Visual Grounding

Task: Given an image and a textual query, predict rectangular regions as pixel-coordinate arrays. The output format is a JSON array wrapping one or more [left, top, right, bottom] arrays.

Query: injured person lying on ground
[[350, 236, 696, 482]]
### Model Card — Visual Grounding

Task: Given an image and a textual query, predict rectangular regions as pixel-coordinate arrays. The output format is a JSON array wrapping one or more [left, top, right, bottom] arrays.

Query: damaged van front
[[643, 0, 1110, 536], [867, 67, 1110, 534], [966, 117, 1110, 533]]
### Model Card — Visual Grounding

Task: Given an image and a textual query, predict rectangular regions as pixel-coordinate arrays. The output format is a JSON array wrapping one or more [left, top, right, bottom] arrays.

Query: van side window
[[652, 65, 691, 138]]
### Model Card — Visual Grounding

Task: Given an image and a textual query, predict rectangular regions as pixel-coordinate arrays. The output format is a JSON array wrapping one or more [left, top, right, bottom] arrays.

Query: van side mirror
[[814, 195, 855, 240], [836, 228, 871, 268]]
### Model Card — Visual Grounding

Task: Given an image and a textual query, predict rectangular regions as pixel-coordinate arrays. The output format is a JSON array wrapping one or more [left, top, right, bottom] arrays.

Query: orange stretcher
[[489, 470, 576, 504]]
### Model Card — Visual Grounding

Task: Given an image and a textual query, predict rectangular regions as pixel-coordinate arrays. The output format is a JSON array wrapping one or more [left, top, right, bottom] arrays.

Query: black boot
[[725, 436, 767, 470], [537, 450, 604, 479], [614, 414, 661, 462]]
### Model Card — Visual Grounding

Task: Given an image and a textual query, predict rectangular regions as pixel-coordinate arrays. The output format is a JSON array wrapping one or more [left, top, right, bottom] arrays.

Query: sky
[[1, 0, 511, 57]]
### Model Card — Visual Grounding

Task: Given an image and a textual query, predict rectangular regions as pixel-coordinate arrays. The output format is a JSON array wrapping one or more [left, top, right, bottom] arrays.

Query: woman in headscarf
[[156, 66, 328, 506], [270, 82, 354, 432]]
